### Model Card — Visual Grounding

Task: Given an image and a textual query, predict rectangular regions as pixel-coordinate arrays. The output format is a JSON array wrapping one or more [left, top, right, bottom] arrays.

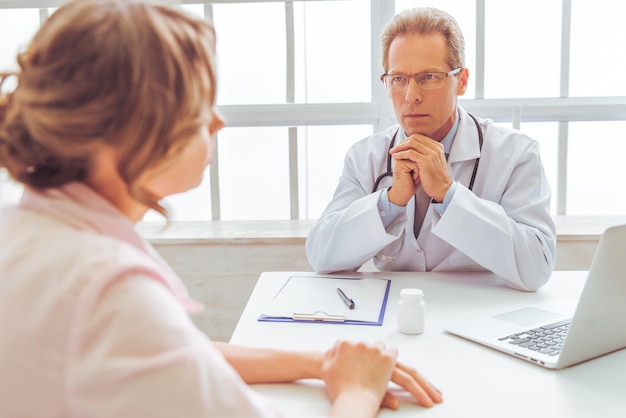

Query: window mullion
[[203, 2, 221, 221], [557, 122, 568, 215], [557, 0, 572, 215], [511, 106, 521, 130], [288, 128, 299, 219], [38, 7, 48, 24], [285, 1, 299, 219], [560, 0, 572, 98], [372, 0, 395, 131], [475, 0, 485, 99]]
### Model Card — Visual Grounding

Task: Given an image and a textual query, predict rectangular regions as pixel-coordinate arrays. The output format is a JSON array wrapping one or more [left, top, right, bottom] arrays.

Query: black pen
[[337, 287, 355, 309]]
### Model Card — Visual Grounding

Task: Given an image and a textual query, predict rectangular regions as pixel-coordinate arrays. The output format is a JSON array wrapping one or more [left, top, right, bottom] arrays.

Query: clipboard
[[258, 276, 391, 325]]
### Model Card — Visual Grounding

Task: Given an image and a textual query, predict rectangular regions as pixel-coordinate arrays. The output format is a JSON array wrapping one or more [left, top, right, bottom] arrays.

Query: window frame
[[1, 0, 625, 219]]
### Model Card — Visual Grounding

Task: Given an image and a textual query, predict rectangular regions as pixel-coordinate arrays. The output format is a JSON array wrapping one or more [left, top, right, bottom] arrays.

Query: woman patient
[[0, 1, 441, 417]]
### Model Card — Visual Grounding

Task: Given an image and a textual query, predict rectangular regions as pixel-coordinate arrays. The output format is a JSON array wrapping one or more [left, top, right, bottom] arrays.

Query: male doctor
[[305, 7, 556, 291]]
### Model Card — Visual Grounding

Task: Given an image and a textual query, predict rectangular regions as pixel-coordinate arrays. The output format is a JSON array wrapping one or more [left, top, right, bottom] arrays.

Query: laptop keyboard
[[498, 319, 571, 356]]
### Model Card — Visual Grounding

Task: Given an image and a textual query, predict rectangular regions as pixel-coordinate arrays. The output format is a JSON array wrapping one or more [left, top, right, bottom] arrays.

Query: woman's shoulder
[[0, 206, 159, 292]]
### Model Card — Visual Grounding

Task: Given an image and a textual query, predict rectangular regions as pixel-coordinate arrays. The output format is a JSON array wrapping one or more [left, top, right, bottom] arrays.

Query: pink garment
[[0, 183, 284, 417]]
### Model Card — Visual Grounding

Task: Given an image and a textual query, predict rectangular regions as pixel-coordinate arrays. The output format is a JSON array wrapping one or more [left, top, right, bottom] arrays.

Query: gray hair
[[381, 7, 465, 72]]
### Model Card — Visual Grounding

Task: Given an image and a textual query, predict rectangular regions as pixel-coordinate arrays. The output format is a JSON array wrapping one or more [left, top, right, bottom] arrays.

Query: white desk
[[230, 271, 626, 418]]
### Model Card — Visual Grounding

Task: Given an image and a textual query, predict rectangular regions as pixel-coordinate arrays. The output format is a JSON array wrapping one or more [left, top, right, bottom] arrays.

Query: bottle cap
[[400, 288, 424, 303]]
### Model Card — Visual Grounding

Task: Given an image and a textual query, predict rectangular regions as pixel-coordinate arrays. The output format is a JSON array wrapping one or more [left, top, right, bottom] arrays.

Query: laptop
[[444, 224, 626, 369]]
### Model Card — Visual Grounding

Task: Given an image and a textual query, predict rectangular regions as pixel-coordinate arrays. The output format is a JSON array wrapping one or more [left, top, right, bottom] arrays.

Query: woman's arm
[[212, 341, 323, 383], [213, 341, 443, 411]]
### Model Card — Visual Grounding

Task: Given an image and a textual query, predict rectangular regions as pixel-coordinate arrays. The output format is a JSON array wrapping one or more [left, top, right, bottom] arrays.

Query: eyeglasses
[[380, 68, 462, 91]]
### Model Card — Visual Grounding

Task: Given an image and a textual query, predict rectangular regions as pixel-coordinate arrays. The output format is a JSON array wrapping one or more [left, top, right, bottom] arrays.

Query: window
[[567, 121, 626, 215], [484, 0, 562, 99], [298, 124, 373, 219], [1, 0, 625, 221], [213, 2, 287, 105], [569, 0, 626, 97]]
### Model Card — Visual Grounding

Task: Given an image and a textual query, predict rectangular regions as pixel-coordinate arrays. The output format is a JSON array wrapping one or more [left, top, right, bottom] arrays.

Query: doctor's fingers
[[390, 133, 444, 155], [392, 144, 448, 182], [392, 158, 419, 179], [390, 146, 446, 177], [388, 160, 420, 205], [392, 159, 420, 189]]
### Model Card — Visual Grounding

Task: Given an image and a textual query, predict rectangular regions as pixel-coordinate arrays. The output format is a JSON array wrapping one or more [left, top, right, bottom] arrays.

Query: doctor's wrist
[[387, 187, 408, 207], [432, 181, 453, 203]]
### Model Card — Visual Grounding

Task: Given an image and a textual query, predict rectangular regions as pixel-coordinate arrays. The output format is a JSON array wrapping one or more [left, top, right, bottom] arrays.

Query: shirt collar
[[20, 182, 145, 251]]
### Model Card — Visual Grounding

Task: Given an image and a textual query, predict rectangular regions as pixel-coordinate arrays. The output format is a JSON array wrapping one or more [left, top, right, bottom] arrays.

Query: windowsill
[[136, 215, 626, 244], [136, 219, 317, 244], [552, 215, 626, 240]]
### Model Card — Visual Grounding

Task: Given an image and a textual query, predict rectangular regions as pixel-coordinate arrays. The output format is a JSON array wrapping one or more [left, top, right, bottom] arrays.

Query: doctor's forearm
[[434, 187, 555, 290], [307, 195, 399, 272]]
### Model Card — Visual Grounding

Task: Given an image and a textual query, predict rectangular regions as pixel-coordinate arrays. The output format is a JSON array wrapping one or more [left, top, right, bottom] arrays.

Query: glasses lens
[[384, 75, 408, 91], [383, 73, 451, 91], [418, 73, 445, 90]]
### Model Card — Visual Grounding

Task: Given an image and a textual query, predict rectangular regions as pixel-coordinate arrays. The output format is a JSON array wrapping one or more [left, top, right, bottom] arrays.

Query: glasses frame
[[380, 68, 462, 91]]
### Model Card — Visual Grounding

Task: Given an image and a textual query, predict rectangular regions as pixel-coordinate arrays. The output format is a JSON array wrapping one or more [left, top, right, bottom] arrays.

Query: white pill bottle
[[397, 288, 425, 335]]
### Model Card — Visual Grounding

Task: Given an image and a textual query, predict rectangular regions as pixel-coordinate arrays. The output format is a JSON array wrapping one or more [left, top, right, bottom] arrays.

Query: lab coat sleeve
[[306, 191, 407, 273], [431, 142, 556, 291], [306, 145, 406, 273]]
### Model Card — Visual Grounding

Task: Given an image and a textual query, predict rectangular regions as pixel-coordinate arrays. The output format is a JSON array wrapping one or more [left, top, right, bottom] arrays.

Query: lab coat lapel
[[447, 108, 481, 188]]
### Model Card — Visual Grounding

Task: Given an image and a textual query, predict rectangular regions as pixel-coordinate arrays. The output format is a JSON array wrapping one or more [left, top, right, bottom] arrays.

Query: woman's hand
[[321, 340, 397, 418], [320, 340, 442, 418]]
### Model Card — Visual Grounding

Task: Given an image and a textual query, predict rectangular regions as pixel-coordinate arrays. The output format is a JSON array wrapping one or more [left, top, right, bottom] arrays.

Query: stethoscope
[[372, 113, 484, 194]]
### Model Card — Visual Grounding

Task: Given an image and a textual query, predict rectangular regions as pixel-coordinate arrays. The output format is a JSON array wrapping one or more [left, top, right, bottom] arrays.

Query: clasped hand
[[387, 133, 452, 206]]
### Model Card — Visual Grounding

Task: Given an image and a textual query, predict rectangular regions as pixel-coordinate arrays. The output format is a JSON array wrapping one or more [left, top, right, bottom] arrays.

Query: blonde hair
[[0, 0, 217, 217], [381, 7, 465, 73]]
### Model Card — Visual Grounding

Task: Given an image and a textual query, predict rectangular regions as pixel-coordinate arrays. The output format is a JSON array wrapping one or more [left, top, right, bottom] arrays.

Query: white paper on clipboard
[[258, 276, 391, 325]]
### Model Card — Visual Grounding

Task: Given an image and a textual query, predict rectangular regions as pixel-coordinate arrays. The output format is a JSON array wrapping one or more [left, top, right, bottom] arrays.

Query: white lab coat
[[306, 106, 557, 291]]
